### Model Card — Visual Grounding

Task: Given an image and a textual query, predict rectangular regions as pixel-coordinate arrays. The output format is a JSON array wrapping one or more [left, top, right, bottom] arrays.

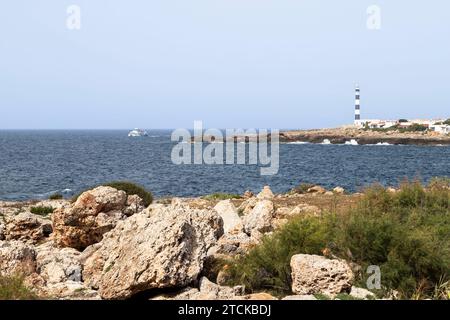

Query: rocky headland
[[0, 184, 376, 300], [279, 127, 450, 145], [1, 180, 448, 300]]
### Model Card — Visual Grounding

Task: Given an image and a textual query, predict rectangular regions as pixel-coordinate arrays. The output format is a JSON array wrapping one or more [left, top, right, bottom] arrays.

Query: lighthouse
[[354, 85, 361, 126]]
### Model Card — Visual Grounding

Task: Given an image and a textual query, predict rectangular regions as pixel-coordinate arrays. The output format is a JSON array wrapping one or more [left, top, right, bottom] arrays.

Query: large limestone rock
[[4, 212, 52, 244], [242, 200, 274, 236], [52, 186, 143, 250], [350, 287, 375, 300], [82, 203, 223, 299], [290, 254, 354, 296], [214, 200, 242, 233], [333, 187, 345, 194], [0, 240, 37, 277], [256, 186, 275, 200], [35, 242, 83, 285]]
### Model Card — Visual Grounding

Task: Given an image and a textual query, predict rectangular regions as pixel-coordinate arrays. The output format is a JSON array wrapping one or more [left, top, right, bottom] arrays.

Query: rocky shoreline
[[279, 128, 450, 145], [0, 185, 378, 300]]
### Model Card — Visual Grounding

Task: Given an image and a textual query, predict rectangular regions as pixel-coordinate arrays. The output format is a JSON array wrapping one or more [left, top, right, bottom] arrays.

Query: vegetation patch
[[0, 276, 38, 300], [224, 180, 450, 299], [30, 206, 54, 216], [202, 193, 241, 201], [289, 183, 315, 194], [48, 193, 63, 200]]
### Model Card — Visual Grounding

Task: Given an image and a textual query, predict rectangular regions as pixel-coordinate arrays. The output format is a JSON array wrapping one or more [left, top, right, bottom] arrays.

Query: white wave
[[345, 139, 359, 145], [287, 141, 309, 145], [61, 188, 72, 193], [321, 139, 331, 145]]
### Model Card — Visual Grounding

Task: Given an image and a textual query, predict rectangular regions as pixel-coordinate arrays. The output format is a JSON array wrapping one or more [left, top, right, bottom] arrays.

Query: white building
[[430, 124, 450, 134]]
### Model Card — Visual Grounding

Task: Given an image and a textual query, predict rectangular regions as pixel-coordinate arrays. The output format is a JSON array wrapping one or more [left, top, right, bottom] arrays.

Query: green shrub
[[202, 193, 241, 201], [0, 276, 37, 300], [225, 181, 450, 299], [72, 181, 153, 207], [443, 119, 450, 125], [48, 193, 63, 200], [30, 206, 54, 215]]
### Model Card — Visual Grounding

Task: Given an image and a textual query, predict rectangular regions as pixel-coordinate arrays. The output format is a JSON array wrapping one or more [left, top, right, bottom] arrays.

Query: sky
[[0, 0, 449, 129]]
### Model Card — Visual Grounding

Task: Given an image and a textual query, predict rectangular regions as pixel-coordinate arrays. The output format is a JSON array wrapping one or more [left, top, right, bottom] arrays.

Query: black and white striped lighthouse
[[354, 85, 361, 125]]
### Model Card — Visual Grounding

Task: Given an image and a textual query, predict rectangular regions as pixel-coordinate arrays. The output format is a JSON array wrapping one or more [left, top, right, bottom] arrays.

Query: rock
[[238, 197, 258, 215], [307, 185, 326, 194], [282, 295, 317, 300], [0, 223, 4, 240], [213, 232, 256, 256], [123, 194, 145, 216], [333, 187, 345, 194], [243, 292, 278, 300], [256, 186, 274, 200], [350, 287, 375, 300], [290, 254, 354, 296], [4, 212, 52, 244], [35, 242, 83, 285], [0, 240, 37, 277], [214, 200, 242, 233], [52, 186, 142, 250], [243, 190, 254, 199], [289, 204, 320, 216], [324, 191, 334, 196], [242, 200, 274, 236], [387, 187, 397, 193], [38, 281, 100, 300], [82, 203, 223, 299]]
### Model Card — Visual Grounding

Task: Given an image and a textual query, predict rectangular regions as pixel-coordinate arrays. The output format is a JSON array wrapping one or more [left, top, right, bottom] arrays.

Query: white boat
[[128, 128, 148, 137]]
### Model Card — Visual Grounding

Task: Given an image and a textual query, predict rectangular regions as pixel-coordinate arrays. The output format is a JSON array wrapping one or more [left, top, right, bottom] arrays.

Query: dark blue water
[[0, 130, 449, 200]]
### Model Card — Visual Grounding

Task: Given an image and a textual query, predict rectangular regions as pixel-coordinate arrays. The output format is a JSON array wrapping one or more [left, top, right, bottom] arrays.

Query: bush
[[202, 193, 241, 201], [443, 119, 450, 125], [72, 181, 153, 207], [30, 206, 54, 216], [0, 276, 37, 300], [225, 181, 450, 299], [48, 193, 63, 200]]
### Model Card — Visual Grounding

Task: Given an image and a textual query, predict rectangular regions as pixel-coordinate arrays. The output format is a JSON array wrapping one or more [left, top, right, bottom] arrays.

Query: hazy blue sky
[[1, 1, 449, 129]]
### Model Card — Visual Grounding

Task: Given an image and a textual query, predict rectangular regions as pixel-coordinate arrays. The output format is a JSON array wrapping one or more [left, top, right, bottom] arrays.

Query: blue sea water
[[0, 130, 449, 200]]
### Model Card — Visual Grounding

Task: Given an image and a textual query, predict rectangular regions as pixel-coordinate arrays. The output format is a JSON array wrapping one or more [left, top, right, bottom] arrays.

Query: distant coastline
[[279, 127, 450, 146]]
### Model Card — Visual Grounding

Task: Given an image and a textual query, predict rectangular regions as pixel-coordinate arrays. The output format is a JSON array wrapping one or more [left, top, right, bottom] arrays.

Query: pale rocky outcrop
[[289, 204, 320, 216], [214, 200, 242, 233], [52, 186, 143, 250], [242, 190, 254, 199], [350, 287, 375, 300], [242, 200, 274, 236], [123, 194, 145, 216], [82, 203, 223, 299], [238, 197, 258, 215], [256, 186, 275, 200], [212, 231, 256, 256], [0, 240, 37, 277], [307, 185, 327, 194], [35, 242, 83, 284], [290, 254, 354, 296], [4, 212, 52, 244], [333, 186, 345, 194]]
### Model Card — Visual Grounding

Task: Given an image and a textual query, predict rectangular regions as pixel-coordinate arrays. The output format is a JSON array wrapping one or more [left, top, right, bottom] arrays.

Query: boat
[[128, 128, 148, 137]]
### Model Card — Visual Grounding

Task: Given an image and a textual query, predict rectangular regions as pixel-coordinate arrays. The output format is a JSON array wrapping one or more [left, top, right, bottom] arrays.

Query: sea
[[0, 130, 449, 201]]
